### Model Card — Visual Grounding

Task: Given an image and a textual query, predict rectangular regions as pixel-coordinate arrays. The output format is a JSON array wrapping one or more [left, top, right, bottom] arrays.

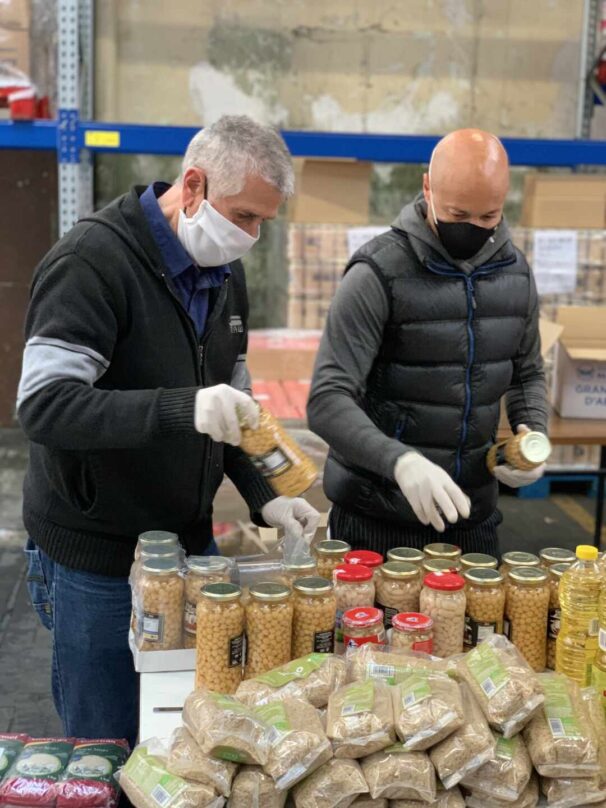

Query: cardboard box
[[552, 306, 606, 419], [129, 632, 195, 673], [521, 174, 606, 229], [248, 328, 321, 380], [289, 159, 371, 224], [0, 26, 29, 74], [0, 0, 30, 29]]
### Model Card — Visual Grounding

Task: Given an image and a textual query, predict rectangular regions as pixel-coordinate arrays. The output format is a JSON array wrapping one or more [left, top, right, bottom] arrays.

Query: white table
[[139, 670, 194, 741]]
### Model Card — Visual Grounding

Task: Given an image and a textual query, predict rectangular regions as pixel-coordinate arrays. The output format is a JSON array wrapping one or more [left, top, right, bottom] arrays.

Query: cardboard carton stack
[[521, 173, 606, 229], [0, 0, 30, 76]]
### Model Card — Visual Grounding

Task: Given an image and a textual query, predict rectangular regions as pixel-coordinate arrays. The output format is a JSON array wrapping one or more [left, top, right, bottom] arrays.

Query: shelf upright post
[[57, 0, 81, 236]]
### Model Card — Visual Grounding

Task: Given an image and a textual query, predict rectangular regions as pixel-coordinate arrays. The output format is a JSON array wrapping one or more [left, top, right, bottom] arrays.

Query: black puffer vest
[[323, 226, 533, 526]]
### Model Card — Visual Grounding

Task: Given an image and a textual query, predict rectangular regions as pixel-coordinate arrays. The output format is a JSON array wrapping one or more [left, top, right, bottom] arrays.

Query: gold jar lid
[[250, 582, 291, 602], [142, 557, 180, 575], [293, 576, 334, 595], [138, 530, 179, 546], [519, 431, 551, 464], [460, 553, 498, 570], [423, 542, 462, 560], [284, 559, 317, 573], [501, 551, 540, 568], [187, 556, 229, 575], [549, 562, 572, 579], [380, 561, 420, 579], [539, 547, 576, 566], [463, 568, 504, 586], [508, 567, 548, 585], [423, 558, 460, 574], [315, 540, 351, 557], [387, 547, 425, 564], [201, 582, 242, 601]]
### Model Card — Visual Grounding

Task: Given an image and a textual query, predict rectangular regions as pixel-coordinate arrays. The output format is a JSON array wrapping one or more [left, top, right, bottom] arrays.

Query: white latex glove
[[492, 424, 546, 489], [394, 451, 471, 533], [261, 496, 321, 542], [194, 384, 259, 446]]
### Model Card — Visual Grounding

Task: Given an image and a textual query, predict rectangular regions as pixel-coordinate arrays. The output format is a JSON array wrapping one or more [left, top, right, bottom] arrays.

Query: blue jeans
[[24, 539, 139, 750]]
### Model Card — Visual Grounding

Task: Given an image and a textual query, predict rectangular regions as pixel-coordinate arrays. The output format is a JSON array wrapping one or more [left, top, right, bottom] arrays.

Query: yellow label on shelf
[[84, 130, 121, 148]]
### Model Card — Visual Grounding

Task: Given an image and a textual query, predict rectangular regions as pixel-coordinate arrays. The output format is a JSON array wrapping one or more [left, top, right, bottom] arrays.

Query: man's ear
[[422, 172, 431, 205], [182, 167, 206, 213]]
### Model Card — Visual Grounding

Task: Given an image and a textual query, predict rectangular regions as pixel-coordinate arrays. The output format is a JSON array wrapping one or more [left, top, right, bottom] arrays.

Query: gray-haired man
[[17, 115, 319, 746]]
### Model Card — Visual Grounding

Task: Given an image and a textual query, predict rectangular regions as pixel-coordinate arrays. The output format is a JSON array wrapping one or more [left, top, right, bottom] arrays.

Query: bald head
[[423, 129, 510, 231]]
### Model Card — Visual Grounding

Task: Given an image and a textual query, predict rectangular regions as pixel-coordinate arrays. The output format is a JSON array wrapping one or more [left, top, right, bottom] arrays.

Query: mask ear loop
[[183, 174, 208, 217]]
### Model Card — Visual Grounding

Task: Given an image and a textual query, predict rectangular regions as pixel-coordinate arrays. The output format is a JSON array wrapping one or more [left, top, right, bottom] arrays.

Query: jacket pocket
[[24, 539, 53, 630]]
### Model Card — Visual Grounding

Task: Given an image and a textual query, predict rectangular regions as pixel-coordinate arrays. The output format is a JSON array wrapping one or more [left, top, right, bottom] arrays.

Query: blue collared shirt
[[140, 182, 230, 338]]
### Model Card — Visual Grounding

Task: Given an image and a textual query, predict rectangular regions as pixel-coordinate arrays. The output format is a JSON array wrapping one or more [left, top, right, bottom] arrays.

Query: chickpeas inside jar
[[505, 566, 550, 672], [344, 550, 384, 581], [422, 557, 461, 575], [387, 547, 425, 566], [333, 563, 375, 653], [196, 583, 245, 694], [499, 551, 540, 594], [313, 540, 351, 580], [539, 547, 576, 570], [423, 543, 462, 562], [183, 556, 231, 649], [292, 576, 337, 658], [392, 612, 434, 653], [245, 583, 293, 678], [376, 562, 422, 630], [131, 544, 182, 634], [460, 553, 498, 572], [134, 530, 179, 561], [281, 558, 317, 588], [419, 571, 466, 658], [546, 562, 571, 670], [136, 557, 184, 651], [342, 606, 385, 649], [463, 568, 505, 651]]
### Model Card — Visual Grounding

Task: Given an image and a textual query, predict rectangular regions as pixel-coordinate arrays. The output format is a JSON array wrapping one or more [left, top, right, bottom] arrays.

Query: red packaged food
[[0, 737, 74, 806], [56, 739, 130, 808], [0, 734, 30, 783]]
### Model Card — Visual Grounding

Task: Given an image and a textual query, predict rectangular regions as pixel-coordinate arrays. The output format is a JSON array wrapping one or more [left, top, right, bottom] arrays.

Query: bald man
[[307, 129, 547, 557]]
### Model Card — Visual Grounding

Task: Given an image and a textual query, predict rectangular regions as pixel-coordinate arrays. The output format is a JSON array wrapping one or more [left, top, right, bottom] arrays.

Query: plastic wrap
[[583, 686, 606, 788], [55, 739, 129, 808], [389, 785, 464, 807], [460, 732, 533, 802], [465, 772, 539, 808], [326, 680, 395, 759], [456, 634, 545, 737], [166, 728, 237, 797], [291, 758, 368, 808], [392, 670, 464, 750], [227, 766, 286, 808], [0, 737, 74, 806], [540, 775, 606, 808], [346, 643, 447, 685], [360, 746, 436, 801]]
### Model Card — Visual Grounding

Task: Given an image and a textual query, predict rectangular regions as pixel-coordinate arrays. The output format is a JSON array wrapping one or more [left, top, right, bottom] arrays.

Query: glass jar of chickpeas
[[499, 551, 540, 577], [333, 563, 376, 653], [392, 612, 434, 654], [130, 544, 182, 634], [423, 543, 462, 562], [183, 556, 231, 649], [422, 557, 461, 575], [376, 562, 422, 629], [460, 553, 498, 572], [342, 607, 386, 649], [136, 557, 184, 651], [313, 540, 351, 580], [463, 568, 505, 651], [344, 550, 384, 580], [134, 530, 179, 561], [281, 558, 317, 587], [505, 567, 550, 672], [196, 583, 245, 694], [546, 562, 571, 670], [245, 583, 293, 678], [292, 577, 337, 657], [419, 571, 466, 658], [387, 547, 425, 566], [539, 547, 576, 570]]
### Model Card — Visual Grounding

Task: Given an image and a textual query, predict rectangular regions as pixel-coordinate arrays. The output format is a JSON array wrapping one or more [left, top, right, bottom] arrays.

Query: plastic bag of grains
[[0, 734, 29, 784], [465, 772, 540, 808], [360, 745, 436, 801], [346, 644, 446, 685], [227, 766, 286, 808], [540, 775, 606, 808], [456, 634, 544, 738], [236, 653, 347, 708], [389, 784, 465, 808], [326, 680, 395, 759], [56, 739, 129, 808], [428, 682, 495, 789], [291, 758, 369, 808], [350, 797, 388, 808], [392, 670, 464, 750], [460, 731, 533, 802], [182, 689, 271, 766], [166, 728, 237, 797], [583, 686, 606, 789], [0, 737, 75, 807]]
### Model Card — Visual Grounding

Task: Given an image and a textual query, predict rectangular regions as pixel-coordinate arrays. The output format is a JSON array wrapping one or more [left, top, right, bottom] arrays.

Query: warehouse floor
[[0, 427, 602, 741]]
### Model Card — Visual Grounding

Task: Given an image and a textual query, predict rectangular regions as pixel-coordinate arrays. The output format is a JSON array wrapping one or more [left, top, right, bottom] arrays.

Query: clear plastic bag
[[582, 686, 606, 789], [166, 728, 237, 797], [456, 634, 545, 738], [236, 653, 347, 708], [460, 732, 533, 802], [428, 682, 495, 789], [350, 797, 388, 808], [392, 671, 464, 750], [360, 746, 436, 801], [291, 758, 368, 808], [227, 766, 286, 808], [389, 785, 464, 808], [465, 772, 539, 808], [523, 673, 599, 778], [182, 690, 271, 766], [346, 643, 446, 686], [326, 680, 395, 759], [540, 775, 606, 808]]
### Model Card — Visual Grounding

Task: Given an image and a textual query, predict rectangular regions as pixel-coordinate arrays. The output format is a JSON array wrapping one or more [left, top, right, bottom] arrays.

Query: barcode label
[[600, 627, 606, 652], [151, 784, 171, 806], [589, 618, 599, 637], [549, 718, 565, 738], [368, 664, 395, 678], [481, 677, 497, 697], [342, 704, 359, 716]]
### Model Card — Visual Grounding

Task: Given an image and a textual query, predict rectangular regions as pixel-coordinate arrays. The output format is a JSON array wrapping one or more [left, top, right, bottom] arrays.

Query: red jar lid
[[393, 612, 434, 632], [333, 563, 373, 583], [343, 606, 384, 628], [345, 550, 383, 569], [423, 571, 465, 591]]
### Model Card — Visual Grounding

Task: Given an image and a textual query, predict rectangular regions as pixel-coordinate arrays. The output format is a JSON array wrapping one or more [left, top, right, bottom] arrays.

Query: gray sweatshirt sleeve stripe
[[231, 355, 252, 396], [17, 338, 111, 409]]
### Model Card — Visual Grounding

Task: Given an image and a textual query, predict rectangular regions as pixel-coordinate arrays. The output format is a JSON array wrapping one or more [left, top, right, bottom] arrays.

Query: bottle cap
[[334, 563, 373, 583], [423, 571, 466, 591], [576, 545, 598, 561], [344, 550, 383, 569]]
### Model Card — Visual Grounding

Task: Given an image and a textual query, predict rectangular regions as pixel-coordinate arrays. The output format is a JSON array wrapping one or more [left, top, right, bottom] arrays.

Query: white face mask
[[177, 199, 259, 267]]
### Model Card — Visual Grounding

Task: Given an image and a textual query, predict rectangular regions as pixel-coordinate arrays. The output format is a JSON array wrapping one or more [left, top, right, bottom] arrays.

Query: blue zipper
[[425, 255, 516, 480]]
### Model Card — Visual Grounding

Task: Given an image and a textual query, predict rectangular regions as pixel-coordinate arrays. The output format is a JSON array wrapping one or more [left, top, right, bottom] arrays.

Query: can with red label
[[343, 606, 386, 649], [392, 612, 434, 654]]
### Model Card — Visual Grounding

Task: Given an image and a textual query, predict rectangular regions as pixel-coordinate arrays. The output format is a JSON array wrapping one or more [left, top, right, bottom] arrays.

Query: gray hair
[[181, 115, 295, 198]]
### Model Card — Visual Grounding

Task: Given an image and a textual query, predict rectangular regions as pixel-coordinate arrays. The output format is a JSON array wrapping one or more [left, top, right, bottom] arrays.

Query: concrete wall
[[95, 0, 585, 138]]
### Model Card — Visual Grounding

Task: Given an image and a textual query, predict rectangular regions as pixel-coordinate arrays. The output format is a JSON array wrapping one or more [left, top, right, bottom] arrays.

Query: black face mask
[[435, 219, 496, 261]]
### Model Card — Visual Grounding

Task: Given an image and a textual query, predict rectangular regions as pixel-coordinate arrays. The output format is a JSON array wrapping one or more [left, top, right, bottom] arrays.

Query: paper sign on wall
[[532, 230, 578, 295], [347, 226, 390, 258]]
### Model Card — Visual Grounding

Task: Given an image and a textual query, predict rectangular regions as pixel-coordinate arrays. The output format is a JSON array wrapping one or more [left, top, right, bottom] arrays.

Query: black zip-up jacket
[[17, 187, 275, 576]]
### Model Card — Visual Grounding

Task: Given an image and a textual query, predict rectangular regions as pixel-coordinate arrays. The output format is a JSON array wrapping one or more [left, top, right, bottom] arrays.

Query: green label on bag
[[400, 672, 432, 708], [543, 675, 583, 739], [341, 681, 375, 717], [213, 746, 249, 763], [13, 740, 73, 781], [254, 653, 326, 686], [0, 739, 27, 778], [494, 733, 516, 760], [123, 746, 186, 805], [64, 742, 128, 785], [384, 742, 408, 754], [208, 692, 252, 715], [466, 642, 508, 699], [256, 702, 291, 734]]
